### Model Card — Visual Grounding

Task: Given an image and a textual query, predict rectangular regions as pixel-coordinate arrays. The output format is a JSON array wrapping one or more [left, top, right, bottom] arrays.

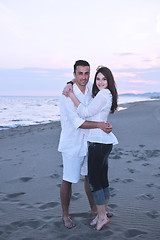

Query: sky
[[0, 0, 160, 96]]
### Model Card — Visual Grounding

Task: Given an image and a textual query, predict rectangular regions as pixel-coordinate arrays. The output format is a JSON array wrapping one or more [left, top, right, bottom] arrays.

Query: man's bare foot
[[63, 216, 75, 229], [91, 210, 97, 216], [90, 215, 98, 226], [96, 217, 109, 231]]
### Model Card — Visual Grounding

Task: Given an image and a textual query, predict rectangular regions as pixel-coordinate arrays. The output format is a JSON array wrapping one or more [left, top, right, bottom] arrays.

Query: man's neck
[[75, 83, 86, 94]]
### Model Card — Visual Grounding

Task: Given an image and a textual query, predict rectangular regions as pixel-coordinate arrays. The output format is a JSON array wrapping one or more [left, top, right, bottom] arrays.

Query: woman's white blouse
[[77, 89, 118, 145]]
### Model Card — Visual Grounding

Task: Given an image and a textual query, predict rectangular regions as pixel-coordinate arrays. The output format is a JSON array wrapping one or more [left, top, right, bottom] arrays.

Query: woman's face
[[96, 72, 108, 90]]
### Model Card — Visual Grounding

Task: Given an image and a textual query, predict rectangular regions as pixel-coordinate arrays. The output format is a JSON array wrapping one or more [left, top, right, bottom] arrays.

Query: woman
[[68, 66, 118, 231]]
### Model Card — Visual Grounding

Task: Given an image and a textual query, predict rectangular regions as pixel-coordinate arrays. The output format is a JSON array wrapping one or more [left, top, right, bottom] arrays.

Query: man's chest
[[75, 92, 92, 105]]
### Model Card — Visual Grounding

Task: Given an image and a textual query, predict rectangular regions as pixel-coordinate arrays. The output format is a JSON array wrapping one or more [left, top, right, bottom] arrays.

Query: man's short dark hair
[[74, 60, 90, 73]]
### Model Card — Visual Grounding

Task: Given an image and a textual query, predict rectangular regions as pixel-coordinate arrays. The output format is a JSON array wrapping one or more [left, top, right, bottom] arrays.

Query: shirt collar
[[73, 83, 89, 96]]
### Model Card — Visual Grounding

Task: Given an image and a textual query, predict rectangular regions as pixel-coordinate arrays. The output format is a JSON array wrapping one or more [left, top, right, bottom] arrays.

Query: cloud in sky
[[114, 53, 135, 56], [156, 14, 160, 34], [0, 67, 159, 96], [128, 79, 157, 84], [0, 0, 160, 95]]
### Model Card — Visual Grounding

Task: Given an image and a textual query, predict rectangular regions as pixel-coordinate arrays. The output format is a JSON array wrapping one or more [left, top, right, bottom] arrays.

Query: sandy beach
[[0, 100, 160, 240]]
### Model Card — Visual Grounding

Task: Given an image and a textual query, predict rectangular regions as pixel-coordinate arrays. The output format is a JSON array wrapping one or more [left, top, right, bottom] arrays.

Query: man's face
[[73, 66, 90, 87]]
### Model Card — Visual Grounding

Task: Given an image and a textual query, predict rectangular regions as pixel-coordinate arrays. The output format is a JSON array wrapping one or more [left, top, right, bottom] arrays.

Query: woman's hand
[[68, 90, 74, 98], [62, 79, 75, 97], [62, 84, 73, 97], [98, 121, 112, 134]]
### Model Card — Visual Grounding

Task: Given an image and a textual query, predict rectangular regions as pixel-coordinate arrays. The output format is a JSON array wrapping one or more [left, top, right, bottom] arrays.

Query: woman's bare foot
[[96, 216, 109, 231], [90, 215, 98, 226], [63, 216, 75, 229]]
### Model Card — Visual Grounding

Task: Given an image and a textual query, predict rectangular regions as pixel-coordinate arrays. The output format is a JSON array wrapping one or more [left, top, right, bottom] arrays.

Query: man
[[58, 60, 112, 228]]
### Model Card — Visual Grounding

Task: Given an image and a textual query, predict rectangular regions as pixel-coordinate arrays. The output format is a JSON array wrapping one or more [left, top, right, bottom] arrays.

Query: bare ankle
[[96, 217, 109, 231]]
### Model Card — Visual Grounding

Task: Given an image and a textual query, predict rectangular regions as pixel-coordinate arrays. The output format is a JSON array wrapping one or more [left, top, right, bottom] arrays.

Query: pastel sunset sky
[[0, 0, 160, 96]]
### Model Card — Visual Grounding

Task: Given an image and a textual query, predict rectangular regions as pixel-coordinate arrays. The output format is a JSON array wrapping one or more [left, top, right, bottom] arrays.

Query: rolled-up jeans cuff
[[92, 187, 110, 205], [104, 186, 110, 200], [92, 189, 106, 205]]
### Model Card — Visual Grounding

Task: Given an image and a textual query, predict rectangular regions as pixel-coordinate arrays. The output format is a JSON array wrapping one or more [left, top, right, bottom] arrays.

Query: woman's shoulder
[[98, 88, 112, 97], [100, 88, 111, 93]]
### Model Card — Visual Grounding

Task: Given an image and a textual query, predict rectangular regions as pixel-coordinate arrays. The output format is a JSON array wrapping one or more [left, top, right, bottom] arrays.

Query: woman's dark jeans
[[88, 142, 113, 205]]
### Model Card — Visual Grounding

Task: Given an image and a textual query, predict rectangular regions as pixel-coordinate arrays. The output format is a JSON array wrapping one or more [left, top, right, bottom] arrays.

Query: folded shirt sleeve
[[61, 95, 85, 129]]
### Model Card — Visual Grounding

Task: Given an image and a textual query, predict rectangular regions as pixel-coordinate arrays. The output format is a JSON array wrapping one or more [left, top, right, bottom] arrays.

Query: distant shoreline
[[0, 91, 160, 97]]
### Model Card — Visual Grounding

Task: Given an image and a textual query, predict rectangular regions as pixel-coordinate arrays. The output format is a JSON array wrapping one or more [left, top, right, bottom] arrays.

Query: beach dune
[[0, 100, 160, 240]]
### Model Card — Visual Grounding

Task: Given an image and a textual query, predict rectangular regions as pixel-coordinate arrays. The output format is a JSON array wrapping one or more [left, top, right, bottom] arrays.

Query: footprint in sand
[[110, 187, 117, 197], [56, 183, 61, 188], [19, 177, 32, 182], [11, 219, 41, 229], [5, 192, 26, 199], [18, 203, 34, 210], [110, 155, 121, 160], [124, 228, 147, 238], [131, 150, 139, 157], [153, 173, 160, 177], [139, 144, 145, 148], [70, 212, 91, 218], [71, 192, 81, 201], [128, 168, 136, 174], [133, 157, 142, 161], [3, 158, 12, 162], [136, 193, 154, 200], [146, 210, 159, 219], [145, 149, 160, 158], [21, 150, 27, 153], [126, 160, 132, 163], [137, 156, 146, 161], [108, 203, 118, 209], [122, 178, 134, 183], [111, 178, 120, 183], [39, 202, 59, 210], [142, 163, 150, 166], [50, 173, 60, 179], [131, 149, 160, 162], [146, 183, 154, 188], [110, 148, 123, 159]]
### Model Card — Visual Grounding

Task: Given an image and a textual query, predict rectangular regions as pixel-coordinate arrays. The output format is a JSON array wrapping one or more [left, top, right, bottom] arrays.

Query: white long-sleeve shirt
[[58, 82, 92, 157], [77, 88, 118, 145]]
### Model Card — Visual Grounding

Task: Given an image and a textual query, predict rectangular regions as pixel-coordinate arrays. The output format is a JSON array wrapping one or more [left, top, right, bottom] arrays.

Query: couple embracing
[[58, 60, 118, 231]]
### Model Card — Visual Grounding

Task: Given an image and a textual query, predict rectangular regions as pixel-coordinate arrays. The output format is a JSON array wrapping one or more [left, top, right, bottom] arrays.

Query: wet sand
[[0, 100, 160, 240]]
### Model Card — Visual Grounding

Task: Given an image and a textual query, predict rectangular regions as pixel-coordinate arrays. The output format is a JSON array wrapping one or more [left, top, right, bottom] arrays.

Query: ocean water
[[0, 95, 153, 130], [0, 96, 60, 130]]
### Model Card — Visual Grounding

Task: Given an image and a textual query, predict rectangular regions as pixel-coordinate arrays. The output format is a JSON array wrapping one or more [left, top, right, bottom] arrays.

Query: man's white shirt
[[58, 82, 92, 157]]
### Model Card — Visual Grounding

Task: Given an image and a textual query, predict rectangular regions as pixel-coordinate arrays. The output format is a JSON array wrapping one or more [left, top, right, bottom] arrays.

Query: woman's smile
[[96, 72, 108, 90]]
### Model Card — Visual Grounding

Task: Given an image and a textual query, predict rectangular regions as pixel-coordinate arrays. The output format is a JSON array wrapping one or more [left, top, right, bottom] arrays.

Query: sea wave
[[0, 95, 156, 130]]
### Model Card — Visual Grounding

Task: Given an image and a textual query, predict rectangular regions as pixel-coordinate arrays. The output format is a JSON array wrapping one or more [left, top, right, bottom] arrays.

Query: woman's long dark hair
[[92, 66, 118, 113]]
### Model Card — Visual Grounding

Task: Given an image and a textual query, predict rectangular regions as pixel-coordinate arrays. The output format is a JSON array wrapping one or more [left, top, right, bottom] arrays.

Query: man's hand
[[98, 121, 112, 134], [62, 83, 73, 97]]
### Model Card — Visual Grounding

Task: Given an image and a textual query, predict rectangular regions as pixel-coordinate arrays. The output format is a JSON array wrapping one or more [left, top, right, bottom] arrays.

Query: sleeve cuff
[[73, 117, 85, 129]]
